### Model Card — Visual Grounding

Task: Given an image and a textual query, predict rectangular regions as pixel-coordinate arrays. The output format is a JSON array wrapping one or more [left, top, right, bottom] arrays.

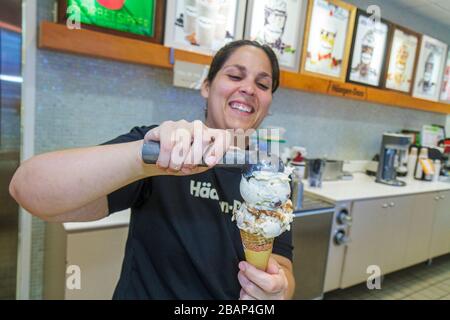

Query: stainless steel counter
[[292, 195, 335, 300]]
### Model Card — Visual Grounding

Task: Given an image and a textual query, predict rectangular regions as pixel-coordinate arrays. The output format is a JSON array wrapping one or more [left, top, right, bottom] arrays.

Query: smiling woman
[[202, 40, 280, 130], [9, 40, 295, 300]]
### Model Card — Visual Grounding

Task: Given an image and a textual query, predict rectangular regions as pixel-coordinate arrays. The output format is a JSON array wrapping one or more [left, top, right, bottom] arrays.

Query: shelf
[[38, 21, 450, 115], [39, 21, 172, 69]]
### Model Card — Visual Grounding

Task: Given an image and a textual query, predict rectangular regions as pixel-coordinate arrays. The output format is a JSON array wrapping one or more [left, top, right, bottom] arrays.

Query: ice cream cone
[[240, 229, 274, 271]]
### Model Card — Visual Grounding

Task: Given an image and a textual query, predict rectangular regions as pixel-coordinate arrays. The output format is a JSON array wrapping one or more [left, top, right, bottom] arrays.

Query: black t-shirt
[[104, 126, 293, 300]]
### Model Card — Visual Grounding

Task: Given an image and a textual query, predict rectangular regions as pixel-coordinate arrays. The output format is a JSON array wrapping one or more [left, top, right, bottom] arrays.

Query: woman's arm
[[10, 140, 149, 220], [9, 120, 231, 222]]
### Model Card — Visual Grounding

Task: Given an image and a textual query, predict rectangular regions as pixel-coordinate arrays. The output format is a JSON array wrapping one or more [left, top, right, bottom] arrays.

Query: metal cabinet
[[292, 205, 335, 299]]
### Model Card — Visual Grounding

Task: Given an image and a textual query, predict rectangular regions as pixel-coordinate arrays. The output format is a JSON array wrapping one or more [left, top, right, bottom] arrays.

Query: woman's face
[[202, 45, 274, 130]]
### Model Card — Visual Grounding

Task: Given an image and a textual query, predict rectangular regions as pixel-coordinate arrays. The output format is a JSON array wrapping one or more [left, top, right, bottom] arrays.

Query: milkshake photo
[[347, 11, 389, 87], [165, 0, 246, 55], [412, 35, 448, 101]]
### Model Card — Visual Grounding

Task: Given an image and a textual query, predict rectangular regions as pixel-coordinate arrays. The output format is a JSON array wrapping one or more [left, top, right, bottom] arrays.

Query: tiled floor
[[324, 254, 450, 300]]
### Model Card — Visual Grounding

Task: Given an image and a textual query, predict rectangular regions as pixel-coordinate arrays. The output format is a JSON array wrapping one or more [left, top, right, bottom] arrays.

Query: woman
[[10, 40, 295, 300]]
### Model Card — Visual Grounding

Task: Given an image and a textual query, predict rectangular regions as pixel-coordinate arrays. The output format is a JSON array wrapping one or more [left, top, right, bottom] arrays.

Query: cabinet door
[[341, 199, 387, 288], [430, 191, 450, 258], [404, 193, 435, 268], [383, 195, 414, 274], [65, 227, 128, 299]]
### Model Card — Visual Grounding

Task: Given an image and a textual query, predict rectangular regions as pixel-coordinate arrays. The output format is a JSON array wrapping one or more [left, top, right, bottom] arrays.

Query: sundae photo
[[393, 43, 410, 86], [417, 52, 436, 95], [173, 0, 235, 50]]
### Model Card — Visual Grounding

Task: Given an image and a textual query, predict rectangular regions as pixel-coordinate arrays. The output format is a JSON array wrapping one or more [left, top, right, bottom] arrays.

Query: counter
[[304, 173, 450, 203]]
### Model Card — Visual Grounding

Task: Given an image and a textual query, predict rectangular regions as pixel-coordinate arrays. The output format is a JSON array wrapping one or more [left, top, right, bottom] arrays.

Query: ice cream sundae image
[[418, 52, 436, 94], [351, 30, 376, 81], [232, 169, 294, 271], [442, 64, 450, 100], [179, 0, 230, 48], [309, 26, 338, 69], [393, 43, 409, 86], [255, 0, 292, 54]]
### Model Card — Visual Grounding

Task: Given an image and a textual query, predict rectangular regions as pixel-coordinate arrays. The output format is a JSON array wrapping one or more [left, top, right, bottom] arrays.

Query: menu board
[[412, 35, 448, 102], [347, 11, 389, 87], [384, 27, 420, 93], [245, 0, 307, 71], [440, 51, 450, 103], [301, 0, 356, 82], [164, 0, 247, 56], [64, 0, 156, 38]]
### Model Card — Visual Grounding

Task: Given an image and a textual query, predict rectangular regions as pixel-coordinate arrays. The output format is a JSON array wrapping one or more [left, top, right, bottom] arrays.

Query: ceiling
[[390, 0, 450, 28]]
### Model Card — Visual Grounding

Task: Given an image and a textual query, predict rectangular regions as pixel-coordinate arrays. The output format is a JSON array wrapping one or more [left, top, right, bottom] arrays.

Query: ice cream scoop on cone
[[233, 168, 294, 271], [240, 230, 274, 271]]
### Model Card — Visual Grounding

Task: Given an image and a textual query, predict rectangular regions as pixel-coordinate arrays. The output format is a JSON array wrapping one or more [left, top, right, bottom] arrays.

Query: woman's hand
[[238, 257, 289, 300], [144, 120, 232, 174]]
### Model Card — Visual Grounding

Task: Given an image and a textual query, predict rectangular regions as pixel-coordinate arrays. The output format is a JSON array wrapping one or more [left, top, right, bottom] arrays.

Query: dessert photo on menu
[[244, 0, 307, 71], [440, 51, 450, 103], [164, 0, 247, 55], [412, 35, 448, 102], [301, 0, 356, 82], [383, 26, 420, 93], [347, 10, 390, 87]]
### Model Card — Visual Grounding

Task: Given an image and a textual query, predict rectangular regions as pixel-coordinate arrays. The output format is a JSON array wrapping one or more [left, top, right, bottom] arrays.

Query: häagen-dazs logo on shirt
[[190, 180, 219, 200], [190, 180, 241, 214]]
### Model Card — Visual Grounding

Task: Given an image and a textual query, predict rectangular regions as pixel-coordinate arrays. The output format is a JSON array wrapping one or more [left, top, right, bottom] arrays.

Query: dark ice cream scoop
[[141, 140, 284, 176]]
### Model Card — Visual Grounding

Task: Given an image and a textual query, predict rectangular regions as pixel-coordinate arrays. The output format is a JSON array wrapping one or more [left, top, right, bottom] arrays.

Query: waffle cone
[[240, 230, 274, 271]]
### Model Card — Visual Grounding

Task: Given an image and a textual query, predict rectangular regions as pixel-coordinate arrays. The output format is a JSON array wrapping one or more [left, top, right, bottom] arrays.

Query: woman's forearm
[[9, 140, 149, 217]]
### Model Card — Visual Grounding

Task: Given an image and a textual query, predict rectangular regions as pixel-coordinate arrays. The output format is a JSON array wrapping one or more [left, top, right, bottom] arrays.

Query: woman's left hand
[[238, 257, 288, 300]]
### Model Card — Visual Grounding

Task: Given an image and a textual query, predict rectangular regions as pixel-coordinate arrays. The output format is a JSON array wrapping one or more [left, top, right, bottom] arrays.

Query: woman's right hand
[[144, 120, 232, 175]]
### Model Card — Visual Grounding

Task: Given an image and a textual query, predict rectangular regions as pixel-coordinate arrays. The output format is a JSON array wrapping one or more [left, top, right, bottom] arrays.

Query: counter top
[[62, 174, 450, 231], [63, 209, 130, 233], [294, 195, 335, 215], [304, 173, 450, 203]]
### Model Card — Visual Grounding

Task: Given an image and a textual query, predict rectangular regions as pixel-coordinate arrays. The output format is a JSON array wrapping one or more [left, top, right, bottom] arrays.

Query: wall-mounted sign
[[58, 0, 165, 43], [328, 82, 367, 100], [383, 25, 420, 94], [440, 51, 450, 103], [164, 0, 247, 56], [347, 10, 390, 87], [301, 0, 357, 82], [244, 0, 307, 72], [412, 35, 448, 102]]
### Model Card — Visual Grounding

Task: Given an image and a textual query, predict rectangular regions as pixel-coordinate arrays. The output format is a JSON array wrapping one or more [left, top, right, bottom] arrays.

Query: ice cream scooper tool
[[142, 140, 284, 175]]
